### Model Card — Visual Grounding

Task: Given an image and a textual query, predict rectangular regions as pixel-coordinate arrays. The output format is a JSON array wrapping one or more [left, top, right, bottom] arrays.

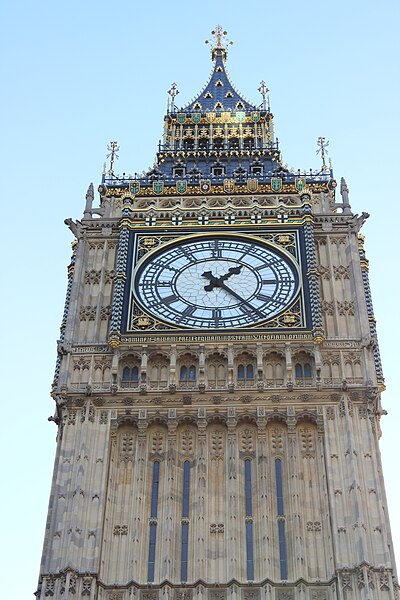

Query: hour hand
[[202, 270, 219, 291]]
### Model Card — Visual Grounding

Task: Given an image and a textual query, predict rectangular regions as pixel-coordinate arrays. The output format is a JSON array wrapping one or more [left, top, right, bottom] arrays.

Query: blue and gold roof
[[182, 38, 254, 113], [101, 27, 334, 198]]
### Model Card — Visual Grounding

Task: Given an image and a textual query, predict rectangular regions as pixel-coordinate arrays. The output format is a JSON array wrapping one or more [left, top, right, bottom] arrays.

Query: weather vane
[[106, 141, 119, 174], [258, 80, 269, 110], [316, 136, 329, 169], [205, 25, 233, 50], [167, 82, 179, 112]]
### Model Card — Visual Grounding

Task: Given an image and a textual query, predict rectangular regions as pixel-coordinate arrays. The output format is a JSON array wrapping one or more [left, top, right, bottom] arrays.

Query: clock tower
[[36, 27, 398, 600]]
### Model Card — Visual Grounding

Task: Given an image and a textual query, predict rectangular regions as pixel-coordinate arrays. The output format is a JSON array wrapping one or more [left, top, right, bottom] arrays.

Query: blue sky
[[1, 0, 399, 595]]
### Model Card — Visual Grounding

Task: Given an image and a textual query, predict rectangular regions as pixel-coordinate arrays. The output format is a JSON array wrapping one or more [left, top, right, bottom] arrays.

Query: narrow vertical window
[[295, 363, 303, 378], [148, 461, 160, 582], [275, 458, 287, 580], [181, 461, 191, 582], [131, 366, 139, 381], [244, 459, 254, 580], [238, 364, 245, 379], [246, 364, 254, 379], [122, 366, 130, 381]]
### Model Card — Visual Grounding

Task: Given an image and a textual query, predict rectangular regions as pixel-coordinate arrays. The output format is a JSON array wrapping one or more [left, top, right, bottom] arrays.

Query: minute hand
[[216, 280, 265, 319]]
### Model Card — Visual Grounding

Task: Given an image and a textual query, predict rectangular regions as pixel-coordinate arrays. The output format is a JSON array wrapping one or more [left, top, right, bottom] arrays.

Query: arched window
[[294, 353, 314, 387], [238, 364, 245, 380], [122, 366, 139, 382], [180, 365, 196, 381], [295, 362, 312, 378], [265, 352, 284, 387], [207, 354, 227, 389], [237, 363, 254, 381], [295, 363, 303, 378], [304, 363, 312, 378]]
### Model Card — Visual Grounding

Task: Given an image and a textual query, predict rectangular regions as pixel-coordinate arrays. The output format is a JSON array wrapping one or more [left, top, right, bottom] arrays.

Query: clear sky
[[1, 0, 399, 596]]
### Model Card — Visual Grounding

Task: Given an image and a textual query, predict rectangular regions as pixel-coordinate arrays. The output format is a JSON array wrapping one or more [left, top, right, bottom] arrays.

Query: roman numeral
[[212, 309, 222, 322], [257, 294, 285, 306], [262, 279, 278, 285], [238, 304, 253, 315], [211, 241, 222, 258], [163, 294, 179, 305], [181, 248, 196, 261], [182, 306, 196, 317]]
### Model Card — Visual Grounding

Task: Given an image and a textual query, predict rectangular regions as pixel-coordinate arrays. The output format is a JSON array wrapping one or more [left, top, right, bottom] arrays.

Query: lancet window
[[264, 352, 284, 387], [207, 353, 227, 389], [293, 351, 314, 387], [275, 458, 288, 580], [244, 458, 254, 580], [147, 461, 160, 582], [181, 460, 191, 582], [149, 354, 169, 390], [120, 355, 140, 388]]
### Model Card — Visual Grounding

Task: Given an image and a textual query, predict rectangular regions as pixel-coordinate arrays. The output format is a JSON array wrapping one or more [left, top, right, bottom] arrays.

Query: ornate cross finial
[[205, 25, 233, 60], [316, 136, 329, 169], [106, 141, 119, 174], [258, 80, 269, 109], [167, 82, 179, 112]]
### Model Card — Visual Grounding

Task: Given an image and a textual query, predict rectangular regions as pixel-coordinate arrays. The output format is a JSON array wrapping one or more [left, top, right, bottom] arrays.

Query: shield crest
[[236, 111, 245, 123], [247, 179, 259, 193], [191, 113, 201, 124], [153, 181, 164, 194], [271, 177, 282, 192], [177, 180, 187, 194], [200, 179, 211, 194], [129, 181, 140, 195], [221, 111, 231, 122], [223, 179, 235, 193], [177, 113, 186, 124], [206, 112, 216, 122], [251, 111, 260, 122], [295, 177, 306, 192]]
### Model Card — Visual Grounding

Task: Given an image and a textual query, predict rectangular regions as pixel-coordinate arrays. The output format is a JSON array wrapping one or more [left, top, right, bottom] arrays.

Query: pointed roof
[[182, 27, 255, 113]]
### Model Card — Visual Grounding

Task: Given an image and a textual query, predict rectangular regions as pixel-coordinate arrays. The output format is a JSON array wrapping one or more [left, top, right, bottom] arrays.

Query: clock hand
[[202, 265, 242, 291], [216, 280, 265, 318], [220, 265, 242, 281], [202, 271, 264, 318]]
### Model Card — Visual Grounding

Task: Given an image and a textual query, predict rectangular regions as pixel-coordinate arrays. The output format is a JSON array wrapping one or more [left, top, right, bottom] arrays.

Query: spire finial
[[258, 80, 270, 110], [205, 25, 233, 61], [316, 136, 329, 170], [167, 83, 179, 112], [106, 141, 119, 174]]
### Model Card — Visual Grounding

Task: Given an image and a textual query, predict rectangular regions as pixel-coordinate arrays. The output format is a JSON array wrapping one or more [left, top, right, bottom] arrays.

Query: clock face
[[133, 235, 299, 329]]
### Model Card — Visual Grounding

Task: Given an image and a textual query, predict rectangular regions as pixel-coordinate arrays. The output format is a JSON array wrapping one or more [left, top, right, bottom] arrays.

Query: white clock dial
[[133, 235, 299, 329]]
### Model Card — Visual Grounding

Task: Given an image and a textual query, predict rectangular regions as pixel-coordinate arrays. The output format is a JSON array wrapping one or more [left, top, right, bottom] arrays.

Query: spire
[[183, 26, 253, 113], [84, 182, 94, 218], [340, 177, 351, 213]]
